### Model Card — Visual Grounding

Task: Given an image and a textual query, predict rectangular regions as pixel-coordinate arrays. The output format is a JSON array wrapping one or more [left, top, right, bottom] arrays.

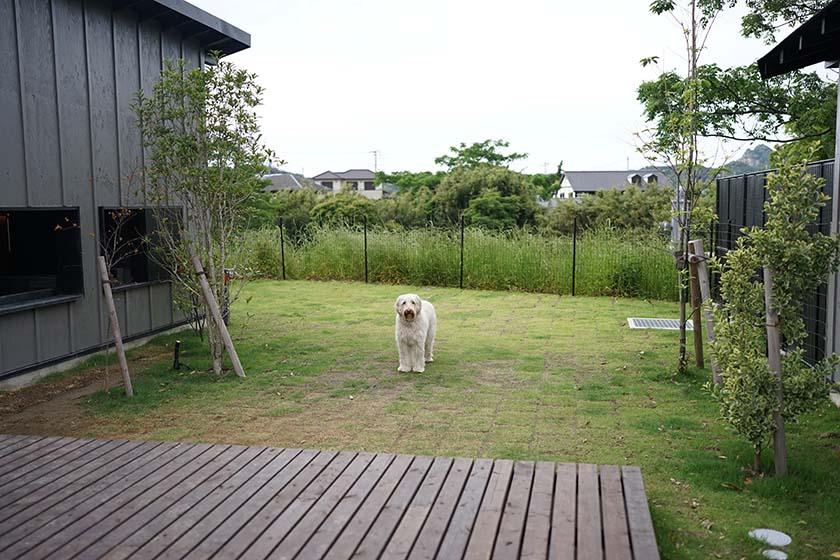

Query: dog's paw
[[413, 367, 425, 373], [425, 356, 434, 363], [397, 365, 411, 373]]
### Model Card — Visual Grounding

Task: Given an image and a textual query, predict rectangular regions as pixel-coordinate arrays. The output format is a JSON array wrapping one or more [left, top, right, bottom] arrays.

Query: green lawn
[[34, 281, 840, 559]]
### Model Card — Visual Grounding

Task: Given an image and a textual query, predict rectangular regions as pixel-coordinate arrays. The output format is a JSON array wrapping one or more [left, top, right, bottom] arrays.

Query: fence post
[[459, 215, 465, 289], [279, 217, 286, 280], [571, 216, 577, 296], [364, 215, 369, 283]]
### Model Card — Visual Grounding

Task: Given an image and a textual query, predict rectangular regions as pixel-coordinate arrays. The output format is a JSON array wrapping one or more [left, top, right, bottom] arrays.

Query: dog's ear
[[394, 296, 402, 315], [414, 296, 422, 312]]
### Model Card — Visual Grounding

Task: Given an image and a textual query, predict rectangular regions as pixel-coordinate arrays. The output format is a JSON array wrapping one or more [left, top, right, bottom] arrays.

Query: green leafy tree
[[640, 1, 836, 157], [310, 193, 377, 226], [274, 188, 321, 241], [377, 187, 435, 229], [432, 165, 539, 226], [134, 54, 272, 375], [463, 189, 520, 230], [435, 139, 528, 171], [712, 146, 840, 473], [375, 170, 445, 193]]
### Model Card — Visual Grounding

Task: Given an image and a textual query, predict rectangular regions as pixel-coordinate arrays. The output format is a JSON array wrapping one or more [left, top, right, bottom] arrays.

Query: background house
[[312, 169, 388, 200], [0, 0, 248, 388], [555, 170, 671, 200], [263, 171, 326, 193]]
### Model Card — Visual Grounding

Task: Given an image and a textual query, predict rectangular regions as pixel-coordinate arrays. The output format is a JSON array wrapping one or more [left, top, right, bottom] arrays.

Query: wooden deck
[[0, 434, 659, 559]]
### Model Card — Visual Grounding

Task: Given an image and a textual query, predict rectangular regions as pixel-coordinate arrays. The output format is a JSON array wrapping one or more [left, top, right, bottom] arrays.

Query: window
[[364, 181, 375, 191], [321, 181, 333, 190], [345, 181, 358, 191], [99, 207, 178, 287], [0, 208, 83, 306]]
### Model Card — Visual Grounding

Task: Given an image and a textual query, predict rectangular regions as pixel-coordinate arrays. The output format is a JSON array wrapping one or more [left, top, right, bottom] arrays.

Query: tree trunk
[[754, 450, 762, 473], [763, 267, 788, 476]]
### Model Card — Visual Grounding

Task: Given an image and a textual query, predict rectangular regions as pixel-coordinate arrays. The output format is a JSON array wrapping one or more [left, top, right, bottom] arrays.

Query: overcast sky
[[190, 0, 808, 176]]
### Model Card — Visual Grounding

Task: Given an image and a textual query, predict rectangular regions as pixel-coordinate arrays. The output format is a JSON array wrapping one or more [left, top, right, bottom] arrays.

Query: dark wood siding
[[0, 0, 205, 380]]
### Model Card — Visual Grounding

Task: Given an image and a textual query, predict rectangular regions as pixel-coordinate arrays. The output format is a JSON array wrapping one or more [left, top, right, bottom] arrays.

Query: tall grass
[[230, 225, 679, 300]]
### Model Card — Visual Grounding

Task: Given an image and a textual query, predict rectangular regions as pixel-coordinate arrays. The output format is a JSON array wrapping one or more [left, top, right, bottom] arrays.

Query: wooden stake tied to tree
[[97, 256, 133, 397]]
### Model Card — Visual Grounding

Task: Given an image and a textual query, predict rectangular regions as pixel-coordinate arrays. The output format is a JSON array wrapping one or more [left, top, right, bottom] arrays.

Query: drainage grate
[[628, 318, 693, 330]]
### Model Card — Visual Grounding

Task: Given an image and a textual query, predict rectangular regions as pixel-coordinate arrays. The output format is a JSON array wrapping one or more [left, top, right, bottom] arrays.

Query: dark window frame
[[0, 207, 84, 309], [98, 206, 182, 289], [364, 181, 375, 191]]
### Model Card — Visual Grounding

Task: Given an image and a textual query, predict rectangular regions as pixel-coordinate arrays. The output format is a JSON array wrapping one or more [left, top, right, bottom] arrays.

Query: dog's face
[[395, 294, 422, 321]]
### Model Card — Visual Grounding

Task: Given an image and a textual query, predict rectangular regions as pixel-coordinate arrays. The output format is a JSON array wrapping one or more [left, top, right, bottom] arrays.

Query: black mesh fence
[[714, 159, 834, 366]]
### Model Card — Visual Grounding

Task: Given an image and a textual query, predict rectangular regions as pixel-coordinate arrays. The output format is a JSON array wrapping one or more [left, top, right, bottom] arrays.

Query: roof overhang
[[111, 0, 250, 57], [758, 0, 840, 79]]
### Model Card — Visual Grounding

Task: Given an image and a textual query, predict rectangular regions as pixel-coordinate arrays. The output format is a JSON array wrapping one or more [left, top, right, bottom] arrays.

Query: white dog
[[394, 293, 436, 373]]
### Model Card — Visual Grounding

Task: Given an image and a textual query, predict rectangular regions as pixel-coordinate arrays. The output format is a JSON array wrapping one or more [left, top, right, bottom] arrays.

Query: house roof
[[563, 170, 670, 193], [111, 0, 250, 56], [263, 172, 327, 192], [757, 0, 840, 78], [312, 169, 375, 181]]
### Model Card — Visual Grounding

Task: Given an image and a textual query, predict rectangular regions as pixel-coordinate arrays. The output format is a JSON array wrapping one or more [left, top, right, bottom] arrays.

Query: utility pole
[[370, 150, 379, 173]]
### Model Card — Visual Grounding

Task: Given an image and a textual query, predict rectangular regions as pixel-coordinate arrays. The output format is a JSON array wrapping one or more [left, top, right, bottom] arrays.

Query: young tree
[[639, 0, 721, 372], [712, 146, 839, 473], [435, 139, 528, 171], [134, 55, 272, 375]]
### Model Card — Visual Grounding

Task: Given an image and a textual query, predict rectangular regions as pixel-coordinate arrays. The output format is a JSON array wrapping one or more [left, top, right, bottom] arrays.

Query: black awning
[[757, 0, 840, 79], [112, 0, 250, 56]]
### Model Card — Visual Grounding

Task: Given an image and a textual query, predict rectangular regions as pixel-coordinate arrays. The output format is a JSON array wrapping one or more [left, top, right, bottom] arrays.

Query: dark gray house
[[0, 0, 249, 388]]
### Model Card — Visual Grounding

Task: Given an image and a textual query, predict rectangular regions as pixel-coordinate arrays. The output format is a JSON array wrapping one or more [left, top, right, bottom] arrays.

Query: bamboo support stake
[[189, 246, 246, 378], [688, 239, 721, 386], [97, 256, 133, 397], [689, 257, 705, 368], [763, 267, 788, 476]]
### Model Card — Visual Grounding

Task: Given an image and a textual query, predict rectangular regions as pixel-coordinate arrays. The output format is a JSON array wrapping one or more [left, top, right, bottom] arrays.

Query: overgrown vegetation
[[230, 226, 678, 301]]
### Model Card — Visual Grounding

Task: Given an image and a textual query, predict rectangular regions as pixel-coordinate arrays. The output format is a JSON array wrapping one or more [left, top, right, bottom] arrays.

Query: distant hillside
[[722, 144, 772, 175]]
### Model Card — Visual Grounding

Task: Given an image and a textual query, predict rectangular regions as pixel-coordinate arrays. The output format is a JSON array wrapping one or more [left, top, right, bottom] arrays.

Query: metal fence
[[261, 218, 680, 301], [714, 159, 834, 365]]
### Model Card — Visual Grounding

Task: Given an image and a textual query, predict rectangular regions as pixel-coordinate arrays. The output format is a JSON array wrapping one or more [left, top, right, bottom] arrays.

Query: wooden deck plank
[[493, 461, 536, 560], [0, 436, 57, 468], [0, 440, 157, 532], [2, 443, 211, 559], [576, 464, 603, 560], [464, 459, 515, 560], [347, 455, 435, 560], [621, 466, 660, 560], [600, 465, 631, 560], [408, 456, 473, 560], [549, 463, 577, 560], [0, 436, 658, 560], [0, 435, 45, 462], [230, 451, 358, 559], [0, 437, 77, 477], [436, 457, 494, 560], [47, 445, 248, 559], [176, 449, 337, 559], [324, 454, 421, 560], [267, 452, 378, 560], [377, 455, 453, 560], [0, 438, 105, 498], [297, 453, 400, 559], [76, 445, 261, 560], [0, 438, 119, 502], [520, 461, 556, 560], [124, 447, 295, 560]]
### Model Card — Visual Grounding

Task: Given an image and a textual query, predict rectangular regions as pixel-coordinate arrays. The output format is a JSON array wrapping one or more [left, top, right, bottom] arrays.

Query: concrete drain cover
[[628, 318, 693, 331], [749, 528, 792, 547]]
